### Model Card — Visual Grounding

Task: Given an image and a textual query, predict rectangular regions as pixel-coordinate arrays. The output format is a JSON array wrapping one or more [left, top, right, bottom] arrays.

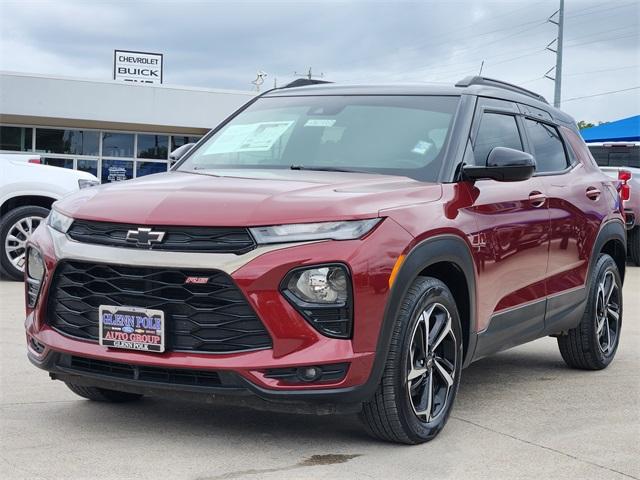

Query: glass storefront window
[[102, 159, 133, 183], [136, 161, 168, 177], [171, 135, 201, 152], [35, 129, 99, 155], [42, 157, 74, 169], [102, 132, 134, 158], [77, 159, 98, 177], [0, 126, 33, 151], [137, 134, 168, 159], [1, 125, 201, 181]]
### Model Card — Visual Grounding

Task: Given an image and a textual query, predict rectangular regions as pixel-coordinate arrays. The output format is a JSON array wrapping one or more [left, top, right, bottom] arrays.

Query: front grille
[[67, 220, 256, 254], [47, 261, 272, 353], [67, 355, 225, 388]]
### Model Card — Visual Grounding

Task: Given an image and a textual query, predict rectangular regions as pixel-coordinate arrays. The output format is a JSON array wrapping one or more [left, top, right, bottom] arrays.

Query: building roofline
[[0, 70, 255, 97]]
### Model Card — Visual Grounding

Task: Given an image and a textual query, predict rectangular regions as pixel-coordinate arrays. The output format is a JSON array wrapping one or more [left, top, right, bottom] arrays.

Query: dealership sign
[[113, 50, 163, 84]]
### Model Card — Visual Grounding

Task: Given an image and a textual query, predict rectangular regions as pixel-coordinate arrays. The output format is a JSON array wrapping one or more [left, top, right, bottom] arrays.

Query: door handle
[[529, 191, 547, 208], [586, 187, 601, 201]]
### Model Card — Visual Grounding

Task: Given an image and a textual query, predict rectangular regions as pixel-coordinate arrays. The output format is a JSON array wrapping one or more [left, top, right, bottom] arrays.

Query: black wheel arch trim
[[368, 233, 478, 391], [590, 219, 627, 283]]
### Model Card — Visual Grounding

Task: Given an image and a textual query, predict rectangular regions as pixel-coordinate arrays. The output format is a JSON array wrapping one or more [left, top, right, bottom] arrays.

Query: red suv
[[25, 77, 626, 444]]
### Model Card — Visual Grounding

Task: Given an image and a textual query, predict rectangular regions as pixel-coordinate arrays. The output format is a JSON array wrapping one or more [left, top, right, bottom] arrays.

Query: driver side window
[[473, 113, 523, 166]]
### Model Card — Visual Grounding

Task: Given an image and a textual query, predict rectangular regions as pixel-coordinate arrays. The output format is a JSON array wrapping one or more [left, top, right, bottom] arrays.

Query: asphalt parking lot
[[1, 270, 638, 480]]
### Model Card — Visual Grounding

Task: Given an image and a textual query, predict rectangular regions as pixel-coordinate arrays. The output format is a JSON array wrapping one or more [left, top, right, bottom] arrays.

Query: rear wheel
[[0, 205, 49, 280], [628, 227, 640, 266], [361, 277, 463, 444], [65, 382, 143, 402], [557, 254, 622, 370]]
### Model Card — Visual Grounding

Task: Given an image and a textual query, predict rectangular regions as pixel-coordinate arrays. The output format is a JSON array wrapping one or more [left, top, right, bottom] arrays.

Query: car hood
[[55, 170, 442, 226]]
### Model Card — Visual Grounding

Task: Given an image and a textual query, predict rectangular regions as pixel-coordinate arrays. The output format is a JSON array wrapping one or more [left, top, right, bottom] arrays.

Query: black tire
[[361, 277, 463, 444], [628, 227, 640, 266], [557, 254, 623, 370], [0, 205, 49, 281], [65, 382, 143, 402]]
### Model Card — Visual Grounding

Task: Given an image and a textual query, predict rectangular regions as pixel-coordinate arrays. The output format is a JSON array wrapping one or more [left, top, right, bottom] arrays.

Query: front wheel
[[361, 277, 463, 444], [557, 254, 622, 370]]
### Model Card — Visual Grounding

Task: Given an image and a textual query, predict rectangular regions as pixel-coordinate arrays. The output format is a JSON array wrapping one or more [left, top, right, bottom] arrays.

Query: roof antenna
[[478, 60, 485, 76]]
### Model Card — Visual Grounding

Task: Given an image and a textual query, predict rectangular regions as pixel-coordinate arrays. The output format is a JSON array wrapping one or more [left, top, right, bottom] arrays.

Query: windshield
[[177, 95, 460, 181]]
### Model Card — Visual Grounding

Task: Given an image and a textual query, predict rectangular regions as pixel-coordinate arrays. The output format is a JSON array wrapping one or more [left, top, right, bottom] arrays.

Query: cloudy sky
[[1, 0, 638, 122]]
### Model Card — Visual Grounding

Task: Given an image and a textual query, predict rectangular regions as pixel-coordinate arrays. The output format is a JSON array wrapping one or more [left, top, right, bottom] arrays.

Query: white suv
[[0, 155, 99, 280]]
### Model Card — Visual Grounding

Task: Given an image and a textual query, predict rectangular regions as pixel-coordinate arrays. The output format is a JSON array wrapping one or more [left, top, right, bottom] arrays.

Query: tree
[[577, 120, 608, 130], [577, 120, 595, 130]]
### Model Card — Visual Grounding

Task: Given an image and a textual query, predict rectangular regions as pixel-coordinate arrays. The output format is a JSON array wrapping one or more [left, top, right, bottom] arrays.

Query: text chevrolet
[[25, 77, 626, 444]]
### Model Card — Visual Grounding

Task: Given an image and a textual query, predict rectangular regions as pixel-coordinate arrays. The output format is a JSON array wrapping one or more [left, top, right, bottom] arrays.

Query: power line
[[397, 40, 549, 82], [563, 24, 637, 44], [563, 86, 640, 103], [334, 1, 549, 72], [564, 65, 639, 77], [565, 32, 639, 48], [511, 64, 639, 88], [342, 1, 639, 85], [564, 1, 639, 20]]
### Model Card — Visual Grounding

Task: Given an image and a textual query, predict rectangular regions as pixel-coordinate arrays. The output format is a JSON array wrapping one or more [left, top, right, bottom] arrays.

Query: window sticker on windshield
[[204, 121, 294, 154], [321, 126, 345, 143], [305, 119, 336, 127], [412, 140, 433, 155]]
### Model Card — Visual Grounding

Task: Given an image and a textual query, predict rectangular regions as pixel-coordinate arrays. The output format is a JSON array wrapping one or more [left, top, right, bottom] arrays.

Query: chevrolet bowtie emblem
[[125, 227, 166, 246]]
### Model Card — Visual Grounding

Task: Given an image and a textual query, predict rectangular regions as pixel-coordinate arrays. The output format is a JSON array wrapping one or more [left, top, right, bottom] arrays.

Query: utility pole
[[546, 0, 565, 107]]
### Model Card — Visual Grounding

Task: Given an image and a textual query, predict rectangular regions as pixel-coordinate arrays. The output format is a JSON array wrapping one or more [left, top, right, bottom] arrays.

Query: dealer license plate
[[99, 305, 165, 353]]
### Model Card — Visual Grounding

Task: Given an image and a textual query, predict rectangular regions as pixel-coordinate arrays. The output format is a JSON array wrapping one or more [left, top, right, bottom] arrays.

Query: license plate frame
[[99, 305, 165, 353]]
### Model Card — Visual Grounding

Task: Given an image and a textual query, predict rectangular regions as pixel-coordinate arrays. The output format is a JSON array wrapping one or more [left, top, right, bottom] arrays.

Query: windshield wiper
[[290, 164, 367, 174]]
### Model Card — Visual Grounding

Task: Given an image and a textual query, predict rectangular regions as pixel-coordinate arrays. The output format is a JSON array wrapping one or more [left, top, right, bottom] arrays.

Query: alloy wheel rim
[[595, 270, 620, 356], [4, 215, 43, 272], [406, 302, 457, 423]]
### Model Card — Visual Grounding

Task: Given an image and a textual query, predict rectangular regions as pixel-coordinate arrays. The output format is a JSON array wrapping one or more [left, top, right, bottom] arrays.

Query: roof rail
[[456, 76, 548, 104], [281, 78, 333, 89]]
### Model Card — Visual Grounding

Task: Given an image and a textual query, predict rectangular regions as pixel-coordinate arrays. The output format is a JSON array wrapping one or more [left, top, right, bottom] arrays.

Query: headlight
[[281, 264, 353, 338], [26, 248, 45, 308], [47, 209, 74, 233], [78, 179, 100, 189], [250, 218, 381, 244]]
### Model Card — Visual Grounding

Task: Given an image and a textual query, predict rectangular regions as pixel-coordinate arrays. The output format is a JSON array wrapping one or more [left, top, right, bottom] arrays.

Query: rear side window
[[473, 113, 523, 165], [525, 120, 568, 173]]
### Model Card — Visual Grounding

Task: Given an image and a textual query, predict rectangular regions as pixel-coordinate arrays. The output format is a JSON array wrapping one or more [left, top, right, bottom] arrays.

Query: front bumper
[[25, 219, 413, 406]]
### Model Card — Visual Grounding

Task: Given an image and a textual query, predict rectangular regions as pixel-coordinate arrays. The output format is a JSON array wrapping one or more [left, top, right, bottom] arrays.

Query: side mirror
[[169, 143, 196, 166], [463, 147, 536, 182]]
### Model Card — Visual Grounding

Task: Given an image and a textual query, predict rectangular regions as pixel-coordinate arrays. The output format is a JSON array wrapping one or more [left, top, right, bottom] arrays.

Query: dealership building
[[0, 71, 255, 182]]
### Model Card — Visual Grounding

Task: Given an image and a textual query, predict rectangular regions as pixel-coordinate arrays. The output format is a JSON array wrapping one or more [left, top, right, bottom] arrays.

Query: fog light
[[297, 366, 322, 382], [265, 363, 349, 384]]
